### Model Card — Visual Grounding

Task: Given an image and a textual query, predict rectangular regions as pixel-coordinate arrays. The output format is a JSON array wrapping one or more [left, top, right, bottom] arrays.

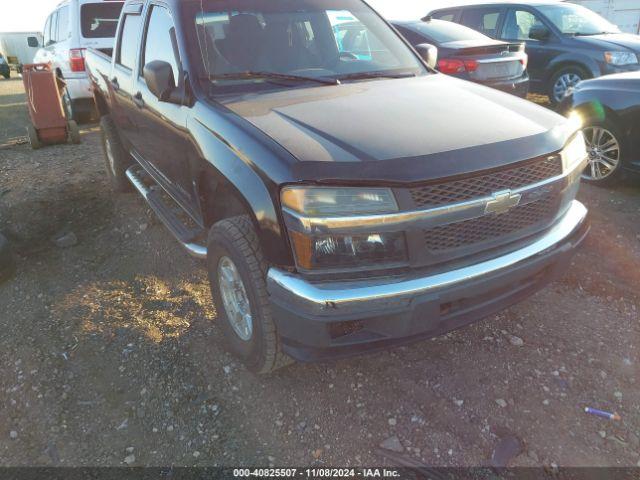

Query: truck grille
[[410, 156, 562, 209], [422, 194, 557, 252]]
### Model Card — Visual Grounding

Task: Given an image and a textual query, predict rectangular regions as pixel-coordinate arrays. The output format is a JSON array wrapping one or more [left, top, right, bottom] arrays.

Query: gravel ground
[[1, 77, 639, 468]]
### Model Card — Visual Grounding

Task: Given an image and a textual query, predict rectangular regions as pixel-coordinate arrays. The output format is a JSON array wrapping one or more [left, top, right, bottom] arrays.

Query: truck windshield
[[81, 2, 125, 39], [536, 4, 620, 35], [194, 0, 426, 90]]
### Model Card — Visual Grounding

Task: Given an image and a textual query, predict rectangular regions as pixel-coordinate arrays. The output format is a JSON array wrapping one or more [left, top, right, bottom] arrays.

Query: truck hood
[[220, 74, 570, 183], [575, 33, 640, 53]]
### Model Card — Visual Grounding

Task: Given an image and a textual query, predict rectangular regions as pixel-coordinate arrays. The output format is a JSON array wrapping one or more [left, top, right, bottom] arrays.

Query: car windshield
[[537, 4, 620, 35], [411, 19, 491, 43], [194, 0, 426, 91]]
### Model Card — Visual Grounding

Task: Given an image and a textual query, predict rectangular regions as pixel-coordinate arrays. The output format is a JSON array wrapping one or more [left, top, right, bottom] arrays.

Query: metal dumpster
[[21, 63, 80, 149]]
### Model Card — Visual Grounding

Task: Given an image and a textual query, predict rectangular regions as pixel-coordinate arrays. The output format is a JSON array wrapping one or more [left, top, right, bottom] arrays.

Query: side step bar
[[126, 166, 208, 260]]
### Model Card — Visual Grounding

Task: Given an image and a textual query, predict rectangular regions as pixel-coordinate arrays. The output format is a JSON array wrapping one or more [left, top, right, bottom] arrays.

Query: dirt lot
[[1, 77, 639, 469]]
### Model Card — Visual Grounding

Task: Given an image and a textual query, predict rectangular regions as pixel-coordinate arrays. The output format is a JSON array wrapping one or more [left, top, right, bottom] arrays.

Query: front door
[[500, 8, 560, 89], [130, 3, 196, 213]]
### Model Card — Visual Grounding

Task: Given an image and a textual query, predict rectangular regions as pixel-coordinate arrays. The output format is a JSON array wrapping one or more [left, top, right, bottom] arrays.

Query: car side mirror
[[144, 60, 176, 102], [415, 43, 438, 69], [27, 36, 40, 48], [529, 25, 551, 41]]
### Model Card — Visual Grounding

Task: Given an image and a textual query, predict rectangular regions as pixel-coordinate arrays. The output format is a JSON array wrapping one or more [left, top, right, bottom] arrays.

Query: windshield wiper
[[337, 71, 417, 81], [208, 71, 340, 86], [571, 31, 617, 36]]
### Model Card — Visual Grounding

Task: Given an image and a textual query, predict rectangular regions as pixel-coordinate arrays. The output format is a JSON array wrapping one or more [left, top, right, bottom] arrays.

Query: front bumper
[[267, 200, 589, 362]]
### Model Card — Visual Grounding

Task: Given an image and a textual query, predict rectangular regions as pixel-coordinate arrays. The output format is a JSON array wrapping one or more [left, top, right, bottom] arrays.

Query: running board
[[126, 166, 207, 260]]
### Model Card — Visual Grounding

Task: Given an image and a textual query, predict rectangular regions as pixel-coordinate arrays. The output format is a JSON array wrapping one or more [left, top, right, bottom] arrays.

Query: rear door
[[109, 3, 144, 151], [499, 7, 561, 85], [459, 6, 507, 39], [129, 2, 197, 213]]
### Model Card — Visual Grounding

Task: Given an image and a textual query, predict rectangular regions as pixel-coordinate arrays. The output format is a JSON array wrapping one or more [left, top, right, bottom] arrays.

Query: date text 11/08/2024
[[233, 468, 402, 478]]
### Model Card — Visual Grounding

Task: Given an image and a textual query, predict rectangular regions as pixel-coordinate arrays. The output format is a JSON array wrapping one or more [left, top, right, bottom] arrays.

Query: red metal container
[[21, 63, 80, 149]]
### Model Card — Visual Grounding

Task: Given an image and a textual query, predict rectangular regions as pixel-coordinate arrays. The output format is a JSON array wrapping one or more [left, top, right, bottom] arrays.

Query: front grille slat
[[410, 156, 562, 209], [423, 195, 556, 252], [409, 156, 564, 261]]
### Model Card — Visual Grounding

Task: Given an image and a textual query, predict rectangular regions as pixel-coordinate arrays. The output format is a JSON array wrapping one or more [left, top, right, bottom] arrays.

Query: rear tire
[[207, 215, 292, 374], [68, 120, 81, 144], [100, 115, 133, 192], [26, 125, 41, 150]]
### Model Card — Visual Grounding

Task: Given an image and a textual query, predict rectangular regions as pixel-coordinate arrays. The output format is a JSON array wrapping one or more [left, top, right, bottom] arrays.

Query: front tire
[[581, 120, 625, 186], [207, 215, 291, 374], [548, 66, 587, 106], [100, 115, 132, 192]]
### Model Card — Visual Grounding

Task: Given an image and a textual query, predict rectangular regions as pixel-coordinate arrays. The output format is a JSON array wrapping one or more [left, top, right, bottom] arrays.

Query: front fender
[[188, 103, 296, 267]]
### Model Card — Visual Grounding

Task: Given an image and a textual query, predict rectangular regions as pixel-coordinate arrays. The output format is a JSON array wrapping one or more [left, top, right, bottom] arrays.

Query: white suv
[[33, 0, 124, 122]]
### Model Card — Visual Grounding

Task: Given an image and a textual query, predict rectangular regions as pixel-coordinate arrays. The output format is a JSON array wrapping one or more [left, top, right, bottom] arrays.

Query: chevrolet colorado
[[86, 0, 589, 373]]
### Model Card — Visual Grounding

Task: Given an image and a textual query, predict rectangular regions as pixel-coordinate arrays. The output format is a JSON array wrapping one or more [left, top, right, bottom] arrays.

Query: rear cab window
[[116, 11, 142, 70], [81, 2, 125, 38], [430, 10, 460, 22], [460, 7, 505, 38]]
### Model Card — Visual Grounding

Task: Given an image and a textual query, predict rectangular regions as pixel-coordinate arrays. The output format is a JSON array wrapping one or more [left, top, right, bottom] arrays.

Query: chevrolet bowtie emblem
[[485, 190, 522, 215]]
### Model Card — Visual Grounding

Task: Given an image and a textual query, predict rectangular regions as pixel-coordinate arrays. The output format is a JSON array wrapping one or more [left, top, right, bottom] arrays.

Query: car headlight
[[281, 186, 398, 217], [561, 131, 588, 173], [281, 187, 407, 271], [604, 51, 638, 66]]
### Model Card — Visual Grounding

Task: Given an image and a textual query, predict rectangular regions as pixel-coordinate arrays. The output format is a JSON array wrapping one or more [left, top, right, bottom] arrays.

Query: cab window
[[502, 9, 546, 40], [117, 13, 142, 70], [141, 5, 180, 81]]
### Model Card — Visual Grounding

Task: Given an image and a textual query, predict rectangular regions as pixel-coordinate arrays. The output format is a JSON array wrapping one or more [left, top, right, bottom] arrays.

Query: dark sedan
[[392, 19, 529, 97], [560, 72, 640, 185], [428, 1, 640, 105]]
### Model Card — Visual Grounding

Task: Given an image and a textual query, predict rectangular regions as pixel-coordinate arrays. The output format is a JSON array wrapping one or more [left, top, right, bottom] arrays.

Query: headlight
[[604, 51, 638, 66], [281, 187, 406, 271], [281, 186, 398, 216], [289, 230, 408, 270], [561, 131, 588, 172]]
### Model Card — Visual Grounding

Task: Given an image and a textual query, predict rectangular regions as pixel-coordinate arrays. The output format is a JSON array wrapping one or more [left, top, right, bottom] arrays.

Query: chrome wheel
[[105, 137, 117, 177], [553, 72, 582, 103], [582, 126, 621, 181], [217, 256, 253, 341]]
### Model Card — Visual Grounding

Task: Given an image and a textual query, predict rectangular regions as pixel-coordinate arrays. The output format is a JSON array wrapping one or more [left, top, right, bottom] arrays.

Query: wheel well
[[198, 171, 253, 229], [93, 90, 110, 117], [548, 62, 591, 83]]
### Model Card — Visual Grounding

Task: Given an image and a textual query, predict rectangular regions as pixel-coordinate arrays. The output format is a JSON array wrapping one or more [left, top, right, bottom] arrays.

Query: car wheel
[[68, 120, 81, 144], [207, 215, 292, 374], [100, 115, 133, 192], [549, 66, 587, 106], [62, 87, 76, 122], [581, 121, 624, 186]]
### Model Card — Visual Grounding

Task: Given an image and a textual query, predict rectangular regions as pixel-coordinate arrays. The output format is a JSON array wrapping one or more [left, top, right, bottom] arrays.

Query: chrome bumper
[[267, 200, 588, 317]]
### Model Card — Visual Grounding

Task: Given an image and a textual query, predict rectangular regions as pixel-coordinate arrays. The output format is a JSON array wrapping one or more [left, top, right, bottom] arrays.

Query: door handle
[[133, 92, 144, 108]]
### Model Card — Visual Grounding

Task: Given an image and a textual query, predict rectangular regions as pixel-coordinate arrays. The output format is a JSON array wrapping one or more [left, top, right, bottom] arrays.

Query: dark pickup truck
[[86, 0, 589, 373]]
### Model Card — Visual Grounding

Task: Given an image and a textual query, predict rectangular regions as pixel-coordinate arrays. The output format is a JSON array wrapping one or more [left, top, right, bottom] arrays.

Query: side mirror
[[415, 43, 438, 70], [529, 25, 551, 41], [27, 36, 40, 48], [144, 60, 176, 102]]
